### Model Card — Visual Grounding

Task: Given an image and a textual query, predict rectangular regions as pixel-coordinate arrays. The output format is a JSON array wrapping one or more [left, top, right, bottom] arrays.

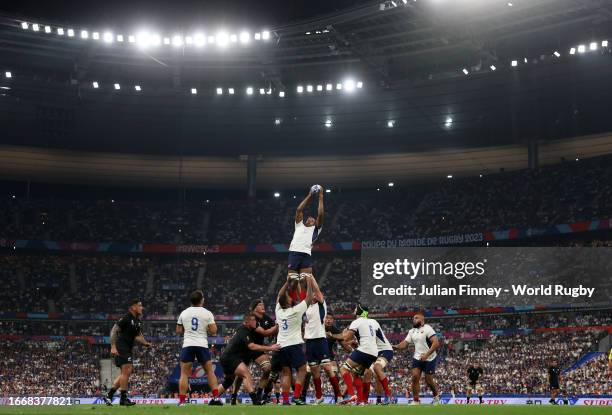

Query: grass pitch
[[0, 405, 610, 415]]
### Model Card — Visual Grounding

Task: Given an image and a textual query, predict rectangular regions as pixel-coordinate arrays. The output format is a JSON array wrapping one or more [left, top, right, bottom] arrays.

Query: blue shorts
[[377, 350, 394, 363], [412, 357, 436, 374], [278, 344, 307, 369], [288, 251, 312, 271], [180, 346, 211, 364], [349, 350, 377, 368], [305, 338, 331, 365]]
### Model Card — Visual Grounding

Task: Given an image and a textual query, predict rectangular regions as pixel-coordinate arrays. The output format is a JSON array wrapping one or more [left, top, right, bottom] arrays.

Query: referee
[[104, 299, 152, 406]]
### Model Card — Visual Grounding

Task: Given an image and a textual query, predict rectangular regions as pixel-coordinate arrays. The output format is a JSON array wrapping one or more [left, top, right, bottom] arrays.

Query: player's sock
[[179, 394, 187, 404], [376, 395, 382, 404], [362, 382, 371, 403], [212, 388, 219, 399], [353, 376, 363, 403], [330, 375, 342, 398], [249, 392, 260, 405], [413, 394, 420, 402], [293, 382, 302, 400], [467, 396, 471, 403], [341, 372, 355, 396], [479, 396, 483, 404], [313, 377, 323, 399], [381, 377, 391, 397], [119, 390, 127, 402], [282, 391, 290, 404], [275, 392, 281, 403], [107, 388, 117, 399]]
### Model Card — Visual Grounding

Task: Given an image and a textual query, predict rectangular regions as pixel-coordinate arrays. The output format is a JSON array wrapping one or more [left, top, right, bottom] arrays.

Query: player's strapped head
[[354, 303, 369, 318], [250, 298, 263, 312], [190, 290, 204, 306], [243, 312, 257, 328]]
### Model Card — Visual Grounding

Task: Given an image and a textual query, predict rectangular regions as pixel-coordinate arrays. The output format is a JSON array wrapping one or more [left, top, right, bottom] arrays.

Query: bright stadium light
[[602, 40, 609, 47], [246, 87, 253, 95], [81, 30, 89, 39], [194, 33, 205, 47], [577, 44, 586, 53], [117, 34, 124, 42], [274, 192, 280, 198], [259, 88, 265, 95], [239, 31, 250, 44], [326, 83, 333, 91], [228, 88, 235, 95], [5, 71, 12, 78], [279, 91, 285, 97], [134, 85, 141, 91], [92, 81, 99, 88], [274, 118, 281, 125], [216, 88, 223, 95], [163, 37, 170, 45], [21, 22, 29, 30], [297, 85, 304, 93], [388, 182, 394, 187], [230, 34, 238, 43], [589, 42, 597, 51], [553, 51, 561, 57], [307, 85, 313, 92], [254, 32, 261, 40], [93, 32, 100, 40], [103, 31, 113, 43], [447, 174, 453, 179], [324, 119, 333, 128], [317, 85, 323, 91], [344, 79, 356, 91], [208, 35, 216, 44], [445, 117, 453, 128], [114, 83, 120, 90], [172, 35, 183, 47], [57, 27, 65, 35], [191, 88, 197, 95], [357, 81, 363, 88], [569, 47, 576, 55], [490, 65, 496, 71], [262, 30, 270, 40], [32, 23, 40, 32], [185, 36, 193, 45], [150, 34, 161, 46], [128, 34, 135, 43], [462, 68, 469, 75], [387, 120, 395, 128], [217, 31, 229, 47], [44, 26, 51, 33], [67, 29, 75, 37], [511, 60, 518, 67], [336, 83, 343, 90], [266, 88, 272, 95]]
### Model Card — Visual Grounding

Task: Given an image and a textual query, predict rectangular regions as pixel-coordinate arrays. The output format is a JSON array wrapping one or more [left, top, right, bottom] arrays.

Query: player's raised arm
[[295, 192, 313, 224], [304, 274, 315, 304], [309, 273, 324, 303], [277, 279, 289, 304], [315, 187, 324, 228]]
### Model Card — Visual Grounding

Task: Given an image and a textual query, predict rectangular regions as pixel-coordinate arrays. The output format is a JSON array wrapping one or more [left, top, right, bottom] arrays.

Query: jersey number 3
[[281, 319, 288, 331], [191, 317, 199, 331]]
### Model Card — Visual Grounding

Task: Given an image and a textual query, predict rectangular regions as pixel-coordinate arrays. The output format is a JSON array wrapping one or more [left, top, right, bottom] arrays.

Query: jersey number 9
[[191, 317, 199, 331]]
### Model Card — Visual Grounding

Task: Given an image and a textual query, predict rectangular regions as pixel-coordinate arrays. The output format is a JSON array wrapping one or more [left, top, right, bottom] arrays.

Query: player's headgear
[[354, 303, 369, 318], [250, 299, 263, 311]]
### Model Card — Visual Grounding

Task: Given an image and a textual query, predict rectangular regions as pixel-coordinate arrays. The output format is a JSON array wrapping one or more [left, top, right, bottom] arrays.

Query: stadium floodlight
[[246, 87, 253, 95], [524, 57, 528, 63], [5, 71, 12, 78], [490, 65, 496, 71], [114, 83, 120, 90], [21, 22, 29, 30], [326, 83, 333, 91], [172, 35, 183, 47], [553, 51, 560, 57], [230, 34, 238, 43], [32, 23, 40, 32], [511, 60, 518, 67], [228, 88, 235, 95], [45, 26, 51, 33], [217, 32, 229, 47], [447, 174, 453, 179], [589, 42, 597, 51], [67, 29, 75, 37], [254, 32, 261, 40], [344, 79, 356, 91], [57, 27, 65, 35], [445, 117, 453, 128], [274, 118, 281, 125], [127, 34, 135, 43], [216, 88, 223, 95], [402, 0, 408, 3], [387, 120, 395, 128], [259, 88, 265, 95], [462, 68, 469, 75], [239, 31, 250, 44], [324, 119, 333, 128], [117, 34, 124, 42], [317, 85, 323, 91], [208, 35, 216, 44], [388, 182, 394, 187], [279, 91, 285, 97], [185, 36, 193, 45], [307, 85, 313, 92], [81, 30, 89, 39], [274, 192, 280, 198], [134, 85, 141, 91], [356, 81, 363, 88], [266, 88, 272, 95], [92, 81, 99, 88], [150, 34, 161, 46], [163, 37, 170, 45], [297, 85, 304, 93], [194, 33, 205, 47], [577, 44, 586, 53], [93, 32, 100, 40], [262, 30, 270, 40], [191, 88, 197, 95], [602, 40, 609, 47], [325, 189, 331, 193], [569, 47, 576, 55], [336, 83, 343, 90], [103, 32, 113, 43], [507, 2, 513, 6]]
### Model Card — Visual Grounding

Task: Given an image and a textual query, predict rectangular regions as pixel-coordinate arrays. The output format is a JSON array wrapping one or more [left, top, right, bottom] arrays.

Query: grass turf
[[0, 405, 610, 415]]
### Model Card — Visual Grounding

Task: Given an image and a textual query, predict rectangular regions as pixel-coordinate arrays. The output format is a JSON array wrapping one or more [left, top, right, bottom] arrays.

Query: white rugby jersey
[[276, 300, 308, 347], [304, 300, 327, 340], [289, 221, 321, 255], [405, 324, 437, 361], [348, 317, 378, 357], [177, 306, 215, 348], [371, 319, 393, 352]]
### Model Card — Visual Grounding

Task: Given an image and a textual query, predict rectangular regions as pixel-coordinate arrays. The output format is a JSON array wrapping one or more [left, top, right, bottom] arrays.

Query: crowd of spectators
[[1, 154, 611, 245]]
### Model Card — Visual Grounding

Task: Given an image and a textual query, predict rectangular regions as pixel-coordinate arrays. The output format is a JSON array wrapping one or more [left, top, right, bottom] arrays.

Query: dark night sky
[[0, 0, 367, 30]]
